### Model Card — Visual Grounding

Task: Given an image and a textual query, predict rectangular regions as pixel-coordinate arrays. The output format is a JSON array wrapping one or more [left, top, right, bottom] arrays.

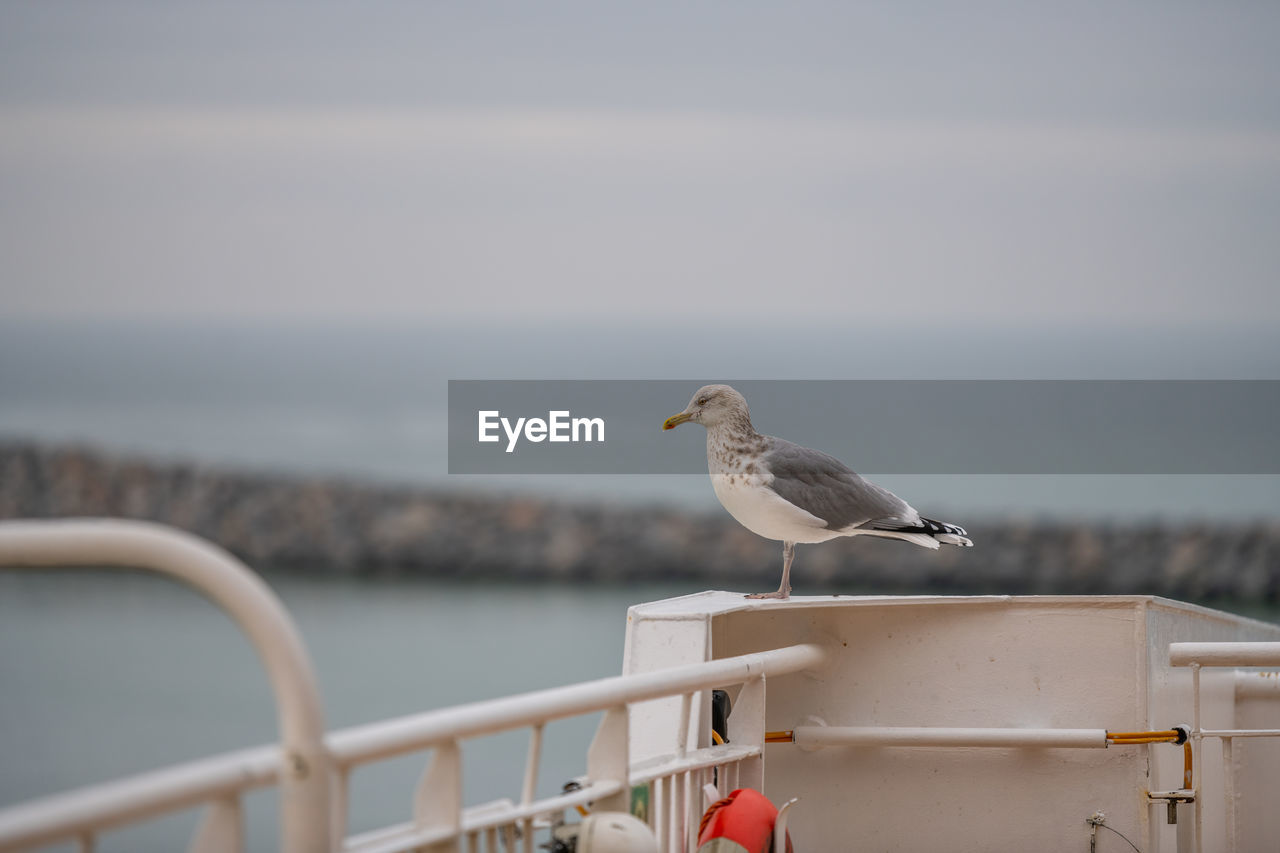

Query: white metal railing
[[0, 519, 827, 853], [323, 641, 824, 853], [1169, 640, 1280, 853]]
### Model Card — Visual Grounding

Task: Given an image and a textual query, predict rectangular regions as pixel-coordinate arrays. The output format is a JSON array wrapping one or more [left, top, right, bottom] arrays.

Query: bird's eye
[[697, 397, 708, 406]]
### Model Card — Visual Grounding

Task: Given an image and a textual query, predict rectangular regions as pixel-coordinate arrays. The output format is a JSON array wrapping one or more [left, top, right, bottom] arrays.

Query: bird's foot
[[745, 590, 790, 600]]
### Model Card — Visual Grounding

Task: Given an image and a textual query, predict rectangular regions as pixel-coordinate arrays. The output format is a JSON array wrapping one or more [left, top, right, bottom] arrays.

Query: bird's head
[[662, 384, 751, 430]]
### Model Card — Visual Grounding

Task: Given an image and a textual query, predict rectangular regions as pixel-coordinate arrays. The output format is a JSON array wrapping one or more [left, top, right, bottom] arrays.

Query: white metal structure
[[1, 520, 1279, 852], [623, 591, 1280, 852]]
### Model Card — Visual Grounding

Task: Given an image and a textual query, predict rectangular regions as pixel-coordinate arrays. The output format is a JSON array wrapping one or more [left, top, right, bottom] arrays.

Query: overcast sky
[[2, 2, 1278, 328]]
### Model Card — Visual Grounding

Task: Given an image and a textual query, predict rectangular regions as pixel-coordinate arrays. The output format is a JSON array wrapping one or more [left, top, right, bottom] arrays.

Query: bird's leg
[[747, 541, 794, 600]]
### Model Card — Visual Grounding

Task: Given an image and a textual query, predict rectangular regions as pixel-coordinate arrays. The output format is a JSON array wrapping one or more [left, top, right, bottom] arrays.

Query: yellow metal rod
[[1105, 728, 1192, 787], [1109, 736, 1180, 744]]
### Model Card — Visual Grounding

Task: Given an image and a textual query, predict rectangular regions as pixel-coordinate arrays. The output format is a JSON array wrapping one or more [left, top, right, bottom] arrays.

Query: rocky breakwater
[[1, 442, 1277, 602]]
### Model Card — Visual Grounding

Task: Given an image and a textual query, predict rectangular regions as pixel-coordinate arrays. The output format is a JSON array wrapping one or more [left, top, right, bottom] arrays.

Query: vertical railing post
[[587, 706, 630, 812], [189, 797, 244, 853], [732, 676, 767, 791], [414, 740, 462, 851], [520, 724, 545, 807], [1221, 736, 1236, 852]]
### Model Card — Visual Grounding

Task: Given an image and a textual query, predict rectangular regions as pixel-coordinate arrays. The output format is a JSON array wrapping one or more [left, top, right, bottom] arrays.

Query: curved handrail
[[0, 519, 332, 852]]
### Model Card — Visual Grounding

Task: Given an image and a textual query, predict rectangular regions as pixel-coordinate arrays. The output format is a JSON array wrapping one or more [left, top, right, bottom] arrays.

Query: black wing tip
[[920, 517, 967, 537], [870, 516, 971, 542]]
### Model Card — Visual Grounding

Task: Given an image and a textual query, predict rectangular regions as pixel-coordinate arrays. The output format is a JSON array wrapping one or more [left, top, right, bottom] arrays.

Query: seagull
[[662, 384, 972, 599]]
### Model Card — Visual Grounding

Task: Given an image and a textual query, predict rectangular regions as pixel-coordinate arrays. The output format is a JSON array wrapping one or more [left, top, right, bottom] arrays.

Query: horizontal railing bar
[[348, 824, 454, 853], [1170, 642, 1280, 667], [344, 799, 517, 852], [792, 726, 1109, 749], [629, 744, 760, 785], [344, 781, 624, 853], [0, 747, 280, 852], [462, 783, 621, 837], [329, 643, 826, 767]]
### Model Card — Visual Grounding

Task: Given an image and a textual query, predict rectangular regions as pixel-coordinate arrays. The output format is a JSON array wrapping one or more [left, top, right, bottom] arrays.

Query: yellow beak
[[662, 412, 693, 430]]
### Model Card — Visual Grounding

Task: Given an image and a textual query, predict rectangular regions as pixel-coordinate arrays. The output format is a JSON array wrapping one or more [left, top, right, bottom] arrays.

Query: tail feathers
[[867, 516, 974, 548]]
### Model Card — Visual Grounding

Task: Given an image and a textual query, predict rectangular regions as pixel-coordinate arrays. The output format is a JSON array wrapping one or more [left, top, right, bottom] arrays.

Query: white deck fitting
[[624, 591, 1280, 852]]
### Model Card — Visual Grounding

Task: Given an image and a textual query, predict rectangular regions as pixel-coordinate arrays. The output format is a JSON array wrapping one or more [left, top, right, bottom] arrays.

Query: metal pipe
[[0, 520, 332, 853], [790, 726, 1109, 749], [1170, 642, 1280, 668]]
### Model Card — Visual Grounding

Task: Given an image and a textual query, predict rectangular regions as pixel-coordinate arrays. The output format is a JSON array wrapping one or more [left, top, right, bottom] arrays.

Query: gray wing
[[761, 437, 918, 531]]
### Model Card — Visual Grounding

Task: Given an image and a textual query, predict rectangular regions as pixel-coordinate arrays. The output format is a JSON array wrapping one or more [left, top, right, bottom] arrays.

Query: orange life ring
[[696, 788, 794, 853]]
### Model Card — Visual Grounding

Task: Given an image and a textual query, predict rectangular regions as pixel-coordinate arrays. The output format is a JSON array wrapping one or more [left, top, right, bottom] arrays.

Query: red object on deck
[[696, 788, 793, 853]]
